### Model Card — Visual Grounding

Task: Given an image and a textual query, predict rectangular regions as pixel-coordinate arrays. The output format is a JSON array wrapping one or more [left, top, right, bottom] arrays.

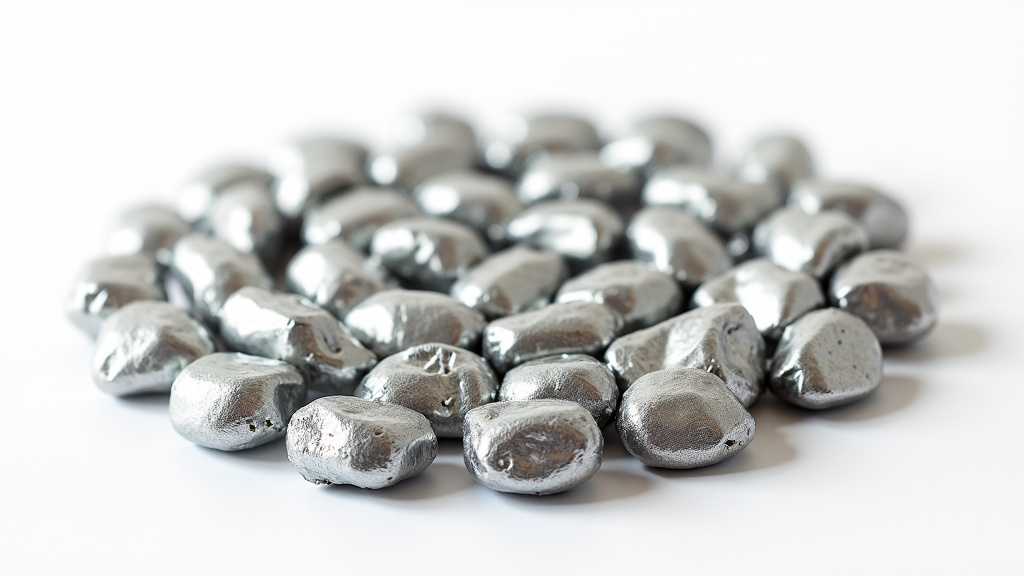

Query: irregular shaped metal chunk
[[285, 241, 392, 319], [66, 253, 166, 338], [499, 354, 619, 428], [268, 136, 368, 220], [168, 233, 273, 324], [517, 152, 641, 211], [344, 289, 486, 357], [483, 112, 601, 176], [788, 179, 909, 249], [370, 140, 476, 192], [505, 199, 624, 271], [556, 260, 682, 333], [105, 204, 190, 265], [177, 161, 272, 223], [414, 170, 523, 246], [627, 206, 732, 288], [642, 166, 781, 235], [752, 208, 868, 279], [370, 217, 488, 291], [735, 133, 815, 191], [450, 246, 567, 319], [601, 114, 713, 173], [202, 179, 283, 269], [302, 186, 420, 250]]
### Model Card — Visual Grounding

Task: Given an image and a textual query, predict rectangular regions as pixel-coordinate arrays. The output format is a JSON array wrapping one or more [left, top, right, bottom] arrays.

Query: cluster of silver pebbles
[[68, 109, 938, 495]]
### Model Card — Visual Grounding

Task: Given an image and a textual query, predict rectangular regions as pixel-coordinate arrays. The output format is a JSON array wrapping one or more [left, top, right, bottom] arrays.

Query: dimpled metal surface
[[105, 204, 191, 265], [483, 301, 624, 374], [268, 135, 369, 220], [499, 354, 619, 428], [355, 343, 498, 438], [463, 399, 603, 495], [92, 301, 215, 396], [752, 208, 869, 279], [829, 250, 938, 345], [605, 303, 764, 407], [302, 187, 420, 249], [344, 289, 486, 357], [691, 258, 824, 340], [505, 199, 624, 271], [169, 352, 305, 451], [285, 241, 392, 319], [483, 112, 601, 176], [450, 246, 568, 319], [203, 180, 284, 269], [789, 179, 909, 249], [516, 152, 641, 210], [370, 140, 476, 192], [219, 287, 377, 395], [600, 115, 713, 173], [66, 253, 166, 337], [616, 367, 755, 469], [169, 233, 273, 324], [370, 216, 489, 291], [555, 260, 682, 333], [177, 162, 272, 223], [627, 206, 732, 288], [642, 167, 782, 235], [769, 308, 883, 409], [286, 396, 437, 489], [735, 134, 815, 191], [413, 170, 523, 246]]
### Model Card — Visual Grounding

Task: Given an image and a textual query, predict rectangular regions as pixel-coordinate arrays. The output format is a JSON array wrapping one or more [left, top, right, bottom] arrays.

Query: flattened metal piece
[[344, 289, 486, 357], [499, 354, 619, 428], [66, 253, 166, 338], [450, 246, 568, 319], [556, 260, 682, 333], [752, 208, 868, 279]]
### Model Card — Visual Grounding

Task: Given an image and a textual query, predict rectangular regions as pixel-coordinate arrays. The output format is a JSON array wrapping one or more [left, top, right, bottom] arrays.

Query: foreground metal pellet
[[287, 396, 437, 489], [356, 343, 498, 438], [505, 199, 624, 271], [769, 308, 883, 409], [413, 170, 523, 246], [268, 135, 369, 220], [370, 140, 475, 192], [829, 250, 938, 345], [642, 167, 782, 235], [285, 241, 392, 319], [202, 179, 284, 269], [92, 301, 214, 396], [752, 208, 868, 279], [370, 217, 489, 291], [483, 301, 623, 374], [736, 134, 815, 191], [627, 206, 732, 288], [302, 186, 420, 249], [177, 162, 273, 224], [463, 399, 603, 495], [601, 114, 713, 174], [617, 367, 755, 469], [499, 354, 619, 428], [555, 260, 682, 333], [344, 289, 486, 357], [516, 152, 641, 210], [169, 233, 273, 324], [788, 180, 909, 249], [450, 246, 568, 319], [105, 205, 190, 265], [483, 112, 601, 176], [170, 352, 305, 451], [66, 253, 166, 337], [605, 303, 765, 407], [219, 287, 377, 395]]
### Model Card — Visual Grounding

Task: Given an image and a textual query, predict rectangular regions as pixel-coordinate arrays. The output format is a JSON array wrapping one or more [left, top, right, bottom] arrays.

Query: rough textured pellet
[[267, 136, 368, 220], [302, 186, 420, 250], [450, 246, 568, 319], [66, 253, 166, 338], [499, 354, 619, 428], [555, 260, 682, 333], [344, 289, 486, 357], [370, 216, 488, 291], [752, 208, 868, 279]]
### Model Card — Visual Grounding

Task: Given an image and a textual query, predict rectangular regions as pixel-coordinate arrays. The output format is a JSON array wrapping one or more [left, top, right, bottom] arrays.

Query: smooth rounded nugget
[[268, 135, 368, 220], [170, 352, 306, 451], [414, 170, 523, 246], [169, 233, 273, 324], [104, 205, 190, 265], [287, 396, 437, 489], [601, 114, 712, 173], [370, 217, 489, 291], [355, 343, 498, 438], [370, 140, 475, 192], [463, 399, 603, 495], [483, 112, 601, 176], [302, 187, 420, 249], [788, 179, 909, 249], [344, 289, 486, 357], [201, 179, 284, 269], [285, 241, 392, 319], [736, 134, 815, 191], [450, 246, 568, 319], [642, 166, 782, 235], [506, 199, 624, 271], [500, 354, 619, 428], [628, 207, 732, 288], [556, 260, 682, 332], [752, 208, 869, 279], [617, 367, 755, 469], [66, 253, 166, 338], [516, 152, 641, 210], [177, 161, 272, 223]]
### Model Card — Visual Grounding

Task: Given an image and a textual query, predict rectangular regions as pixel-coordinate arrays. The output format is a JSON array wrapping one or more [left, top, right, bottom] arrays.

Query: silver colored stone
[[92, 301, 214, 396], [356, 343, 498, 438], [285, 241, 392, 319], [219, 287, 377, 395], [168, 233, 273, 324], [392, 109, 477, 157], [302, 187, 420, 250], [413, 170, 523, 246], [370, 140, 476, 192], [605, 303, 765, 407], [753, 208, 869, 279], [483, 113, 601, 176], [286, 396, 437, 489], [789, 179, 910, 249], [736, 134, 815, 191], [483, 301, 623, 374], [450, 246, 568, 319], [344, 289, 486, 357], [105, 205, 190, 265], [268, 136, 369, 220], [370, 217, 488, 291], [463, 399, 603, 495], [691, 258, 824, 340], [516, 152, 641, 210], [202, 180, 283, 269], [505, 199, 624, 271], [555, 261, 682, 333], [66, 253, 166, 338], [627, 207, 732, 288], [169, 352, 305, 451], [616, 367, 755, 469], [499, 354, 619, 428], [600, 114, 713, 173], [642, 167, 782, 235], [829, 250, 939, 345], [769, 308, 883, 409], [177, 162, 273, 223]]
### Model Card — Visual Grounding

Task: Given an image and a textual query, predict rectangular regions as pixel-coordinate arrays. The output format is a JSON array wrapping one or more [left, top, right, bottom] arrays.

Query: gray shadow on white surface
[[814, 374, 921, 423], [319, 461, 476, 501], [223, 439, 290, 463], [492, 469, 653, 506], [116, 393, 170, 414], [884, 321, 987, 362]]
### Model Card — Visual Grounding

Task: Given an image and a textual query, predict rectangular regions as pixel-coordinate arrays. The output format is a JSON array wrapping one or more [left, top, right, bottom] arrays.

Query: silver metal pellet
[[66, 253, 166, 338], [177, 161, 272, 224], [344, 289, 486, 357], [735, 133, 815, 191], [105, 205, 191, 266], [392, 109, 478, 158], [642, 166, 782, 235], [370, 216, 489, 291], [516, 152, 641, 211], [413, 170, 523, 247], [302, 186, 420, 250], [788, 179, 909, 249], [600, 114, 713, 174], [285, 241, 392, 319], [483, 112, 601, 176], [370, 140, 476, 192], [627, 206, 732, 288], [752, 208, 869, 279], [555, 260, 682, 333], [499, 354, 619, 428], [202, 179, 284, 269], [268, 135, 369, 220], [505, 199, 624, 271], [450, 245, 568, 319], [168, 233, 273, 325]]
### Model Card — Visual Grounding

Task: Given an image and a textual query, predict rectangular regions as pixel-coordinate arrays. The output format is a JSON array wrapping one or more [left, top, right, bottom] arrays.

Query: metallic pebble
[[286, 396, 437, 489], [769, 308, 883, 409], [66, 253, 166, 338], [302, 187, 420, 250], [202, 179, 284, 269], [642, 167, 782, 235], [463, 399, 603, 495], [450, 246, 568, 319], [735, 134, 815, 191], [752, 208, 869, 279], [691, 258, 824, 340], [516, 152, 641, 211], [483, 113, 601, 176], [789, 179, 910, 249], [499, 354, 619, 428], [370, 140, 476, 192], [285, 241, 391, 319], [483, 301, 623, 374], [627, 207, 732, 288], [829, 250, 939, 345], [413, 170, 523, 246], [616, 367, 755, 469], [169, 233, 273, 324], [268, 136, 369, 220], [505, 199, 624, 271], [605, 303, 765, 407], [92, 301, 214, 396], [105, 205, 190, 265], [169, 352, 305, 451], [392, 109, 477, 157], [555, 260, 682, 333], [370, 217, 488, 291], [355, 343, 498, 438], [600, 114, 713, 173], [344, 289, 486, 357], [177, 162, 272, 223], [219, 287, 377, 395]]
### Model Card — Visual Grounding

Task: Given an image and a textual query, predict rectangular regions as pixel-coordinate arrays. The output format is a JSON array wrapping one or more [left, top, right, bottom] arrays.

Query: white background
[[2, 1, 1022, 574]]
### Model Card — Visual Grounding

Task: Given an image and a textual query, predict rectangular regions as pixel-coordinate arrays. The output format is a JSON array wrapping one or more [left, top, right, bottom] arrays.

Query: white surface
[[2, 2, 1022, 574]]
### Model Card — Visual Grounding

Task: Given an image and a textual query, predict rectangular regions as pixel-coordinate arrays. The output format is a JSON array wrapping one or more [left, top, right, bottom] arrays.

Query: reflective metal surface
[[499, 354, 619, 428], [370, 140, 475, 192], [450, 246, 567, 319], [414, 170, 523, 246], [302, 186, 420, 249], [516, 152, 641, 210], [555, 260, 682, 333], [344, 289, 486, 357], [600, 114, 712, 174], [268, 135, 369, 220], [752, 208, 868, 279], [789, 179, 909, 249], [177, 162, 272, 223], [370, 216, 489, 291], [642, 166, 781, 235], [392, 109, 477, 157], [505, 199, 624, 271], [105, 204, 191, 265], [285, 241, 392, 319], [627, 206, 732, 288], [169, 233, 273, 324], [66, 253, 166, 337], [735, 134, 815, 191], [483, 112, 601, 176], [202, 179, 284, 269]]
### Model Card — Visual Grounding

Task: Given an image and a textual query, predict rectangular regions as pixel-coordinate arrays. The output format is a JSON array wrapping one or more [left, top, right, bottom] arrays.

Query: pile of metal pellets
[[68, 110, 938, 495]]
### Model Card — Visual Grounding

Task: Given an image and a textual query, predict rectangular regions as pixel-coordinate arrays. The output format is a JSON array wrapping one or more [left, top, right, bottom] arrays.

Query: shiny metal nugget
[[450, 246, 567, 319], [499, 354, 619, 428], [344, 289, 486, 357], [67, 253, 165, 337], [752, 208, 868, 279], [169, 233, 273, 324], [268, 136, 368, 220], [302, 186, 420, 249], [556, 260, 682, 333], [627, 206, 732, 288]]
